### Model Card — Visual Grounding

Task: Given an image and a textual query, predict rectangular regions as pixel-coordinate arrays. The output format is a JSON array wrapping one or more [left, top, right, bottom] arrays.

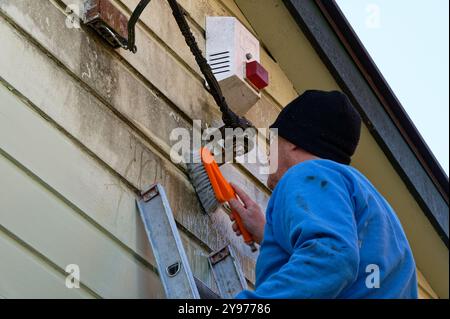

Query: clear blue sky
[[336, 0, 449, 175]]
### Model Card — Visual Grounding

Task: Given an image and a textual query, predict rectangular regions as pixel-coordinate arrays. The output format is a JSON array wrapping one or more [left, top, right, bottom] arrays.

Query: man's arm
[[232, 166, 360, 299]]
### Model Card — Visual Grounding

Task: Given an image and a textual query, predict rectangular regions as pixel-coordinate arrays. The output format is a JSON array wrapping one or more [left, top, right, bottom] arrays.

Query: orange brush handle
[[201, 148, 255, 247]]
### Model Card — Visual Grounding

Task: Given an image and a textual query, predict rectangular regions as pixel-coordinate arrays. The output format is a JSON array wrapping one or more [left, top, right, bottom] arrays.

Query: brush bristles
[[187, 150, 219, 214]]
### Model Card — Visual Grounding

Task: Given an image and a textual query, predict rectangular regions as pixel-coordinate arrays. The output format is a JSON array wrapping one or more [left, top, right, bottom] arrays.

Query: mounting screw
[[246, 53, 253, 60]]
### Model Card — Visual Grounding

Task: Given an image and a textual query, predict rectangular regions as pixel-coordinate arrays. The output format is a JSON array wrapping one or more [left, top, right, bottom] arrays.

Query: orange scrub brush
[[187, 147, 257, 252]]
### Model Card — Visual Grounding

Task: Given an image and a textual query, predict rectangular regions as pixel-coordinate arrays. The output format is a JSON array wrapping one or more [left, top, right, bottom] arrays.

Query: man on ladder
[[229, 90, 418, 299]]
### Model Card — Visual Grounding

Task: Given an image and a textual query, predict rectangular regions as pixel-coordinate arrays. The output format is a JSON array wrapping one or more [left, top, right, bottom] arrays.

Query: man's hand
[[229, 183, 266, 244]]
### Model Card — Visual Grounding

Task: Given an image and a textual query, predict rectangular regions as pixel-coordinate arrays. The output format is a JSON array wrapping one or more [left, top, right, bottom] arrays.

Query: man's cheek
[[266, 175, 273, 190], [267, 173, 276, 190], [268, 151, 279, 175]]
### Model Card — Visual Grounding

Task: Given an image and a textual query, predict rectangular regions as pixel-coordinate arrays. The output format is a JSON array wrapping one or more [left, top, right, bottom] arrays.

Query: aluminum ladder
[[136, 184, 248, 299]]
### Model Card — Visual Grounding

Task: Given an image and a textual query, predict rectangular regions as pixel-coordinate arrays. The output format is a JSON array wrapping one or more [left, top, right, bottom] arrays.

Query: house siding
[[0, 0, 288, 298]]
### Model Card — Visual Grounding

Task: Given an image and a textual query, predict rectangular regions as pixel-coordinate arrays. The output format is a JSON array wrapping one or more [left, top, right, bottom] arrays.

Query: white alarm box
[[206, 17, 269, 116]]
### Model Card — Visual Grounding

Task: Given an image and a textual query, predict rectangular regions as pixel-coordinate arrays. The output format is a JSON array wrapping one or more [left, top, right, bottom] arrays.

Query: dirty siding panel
[[0, 0, 193, 161], [0, 0, 297, 297], [0, 13, 254, 279], [116, 0, 205, 77], [0, 75, 214, 289], [0, 83, 164, 298], [62, 0, 289, 143], [116, 0, 297, 107], [0, 7, 256, 284], [58, 0, 224, 126], [0, 153, 163, 299], [0, 98, 211, 298], [0, 0, 268, 276], [0, 0, 268, 193], [120, 0, 291, 144], [0, 13, 212, 246], [0, 80, 216, 297]]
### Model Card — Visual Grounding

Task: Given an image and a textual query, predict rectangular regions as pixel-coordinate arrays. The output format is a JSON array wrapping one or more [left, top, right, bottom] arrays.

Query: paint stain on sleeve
[[296, 194, 310, 212]]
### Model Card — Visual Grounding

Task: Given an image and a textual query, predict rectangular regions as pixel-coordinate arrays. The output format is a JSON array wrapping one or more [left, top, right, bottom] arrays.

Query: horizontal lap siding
[[1, 0, 290, 297], [0, 226, 95, 299], [0, 83, 164, 298]]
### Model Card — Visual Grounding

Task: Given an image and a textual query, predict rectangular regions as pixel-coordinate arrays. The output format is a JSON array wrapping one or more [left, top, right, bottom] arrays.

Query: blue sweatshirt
[[236, 160, 418, 299]]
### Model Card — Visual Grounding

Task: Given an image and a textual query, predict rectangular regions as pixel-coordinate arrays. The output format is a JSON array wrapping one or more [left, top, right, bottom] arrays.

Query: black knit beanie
[[270, 90, 362, 165]]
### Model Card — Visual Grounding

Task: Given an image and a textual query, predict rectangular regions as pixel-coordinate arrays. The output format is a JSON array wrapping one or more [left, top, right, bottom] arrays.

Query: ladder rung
[[208, 245, 248, 299]]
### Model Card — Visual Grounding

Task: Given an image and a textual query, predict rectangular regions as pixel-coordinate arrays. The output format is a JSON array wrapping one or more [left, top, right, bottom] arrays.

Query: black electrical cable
[[127, 0, 152, 53], [127, 0, 254, 130], [166, 0, 253, 130]]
